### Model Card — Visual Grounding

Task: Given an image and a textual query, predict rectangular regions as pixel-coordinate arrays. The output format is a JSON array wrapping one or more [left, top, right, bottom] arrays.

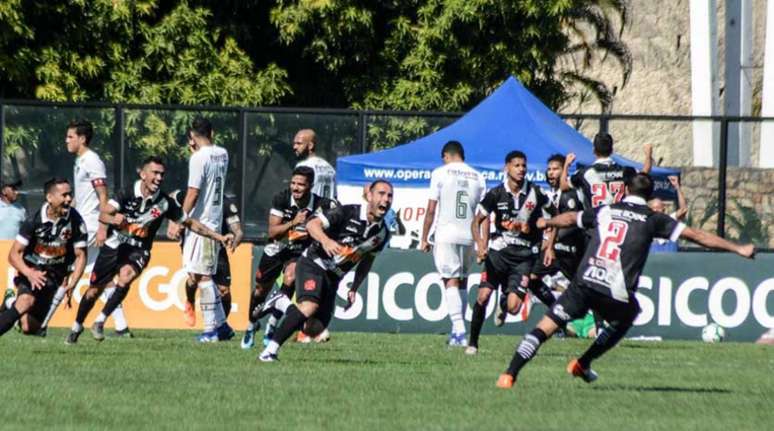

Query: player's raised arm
[[679, 227, 755, 258], [559, 153, 576, 192], [641, 144, 653, 174]]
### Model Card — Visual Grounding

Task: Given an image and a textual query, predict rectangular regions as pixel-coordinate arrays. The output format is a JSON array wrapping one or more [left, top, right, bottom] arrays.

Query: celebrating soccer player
[[496, 173, 755, 389], [65, 157, 232, 344], [257, 180, 393, 362], [466, 151, 553, 355], [0, 178, 88, 337]]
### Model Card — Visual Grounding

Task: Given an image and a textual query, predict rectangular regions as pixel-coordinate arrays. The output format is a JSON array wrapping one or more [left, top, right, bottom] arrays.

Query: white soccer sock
[[445, 286, 467, 334], [71, 322, 83, 332], [275, 295, 291, 313], [96, 287, 129, 330], [198, 279, 226, 332], [265, 315, 278, 334], [41, 287, 67, 328], [265, 340, 280, 355], [5, 296, 16, 310]]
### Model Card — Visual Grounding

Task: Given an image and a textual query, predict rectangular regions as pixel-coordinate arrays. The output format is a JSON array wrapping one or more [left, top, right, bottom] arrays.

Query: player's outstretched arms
[[679, 227, 755, 258]]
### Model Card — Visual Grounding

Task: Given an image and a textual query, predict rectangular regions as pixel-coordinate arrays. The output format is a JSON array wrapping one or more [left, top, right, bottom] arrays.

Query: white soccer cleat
[[464, 346, 478, 355], [258, 350, 278, 362], [314, 328, 331, 343]]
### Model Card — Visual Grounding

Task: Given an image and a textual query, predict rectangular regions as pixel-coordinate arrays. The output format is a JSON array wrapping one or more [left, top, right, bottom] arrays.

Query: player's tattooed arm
[[66, 247, 87, 302], [228, 221, 243, 251], [94, 183, 110, 247], [542, 227, 557, 267], [99, 204, 126, 227], [184, 218, 234, 249], [267, 211, 306, 240], [471, 212, 489, 263]]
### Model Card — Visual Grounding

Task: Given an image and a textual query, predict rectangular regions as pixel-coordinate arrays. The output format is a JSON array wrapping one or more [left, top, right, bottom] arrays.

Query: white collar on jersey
[[40, 202, 68, 224], [593, 157, 614, 165], [623, 196, 647, 206], [134, 180, 160, 203], [503, 178, 528, 196], [290, 193, 314, 211]]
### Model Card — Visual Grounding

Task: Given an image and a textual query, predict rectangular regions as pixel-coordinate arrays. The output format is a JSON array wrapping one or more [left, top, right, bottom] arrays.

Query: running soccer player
[[65, 157, 232, 344], [181, 117, 233, 342], [170, 191, 242, 327], [496, 173, 755, 389], [258, 180, 393, 362], [419, 141, 486, 347], [293, 128, 336, 199], [40, 120, 132, 336], [241, 166, 336, 349], [560, 133, 652, 209], [466, 150, 553, 355], [0, 178, 87, 337]]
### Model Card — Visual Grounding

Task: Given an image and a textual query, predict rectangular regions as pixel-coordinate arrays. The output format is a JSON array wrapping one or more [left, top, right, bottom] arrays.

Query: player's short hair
[[292, 166, 315, 185], [593, 132, 614, 157], [369, 179, 393, 191], [67, 119, 93, 145], [441, 140, 465, 160], [547, 153, 565, 166], [627, 173, 654, 199], [505, 150, 527, 164], [190, 116, 213, 139], [142, 156, 166, 168], [44, 177, 70, 194]]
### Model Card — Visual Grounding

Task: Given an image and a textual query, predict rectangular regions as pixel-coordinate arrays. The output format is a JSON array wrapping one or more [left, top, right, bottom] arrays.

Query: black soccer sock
[[185, 278, 197, 306], [469, 302, 486, 348], [0, 306, 21, 336], [75, 293, 98, 325], [100, 285, 129, 318], [221, 292, 232, 318], [528, 278, 556, 307], [578, 322, 631, 369], [279, 283, 294, 298], [506, 328, 549, 377], [271, 304, 308, 347]]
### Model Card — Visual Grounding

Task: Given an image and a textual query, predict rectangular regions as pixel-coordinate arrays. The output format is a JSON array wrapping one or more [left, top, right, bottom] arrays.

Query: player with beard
[[241, 166, 336, 349], [466, 151, 554, 355], [496, 173, 754, 389], [0, 178, 87, 338], [258, 180, 393, 362], [293, 129, 336, 200], [65, 157, 232, 344]]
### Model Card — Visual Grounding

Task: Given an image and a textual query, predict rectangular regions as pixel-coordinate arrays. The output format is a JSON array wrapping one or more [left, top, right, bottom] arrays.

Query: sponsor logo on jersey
[[304, 279, 316, 291]]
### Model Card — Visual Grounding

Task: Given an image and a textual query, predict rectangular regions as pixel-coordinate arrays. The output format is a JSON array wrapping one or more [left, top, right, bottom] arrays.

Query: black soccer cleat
[[65, 329, 82, 345], [112, 328, 134, 338], [91, 321, 105, 342]]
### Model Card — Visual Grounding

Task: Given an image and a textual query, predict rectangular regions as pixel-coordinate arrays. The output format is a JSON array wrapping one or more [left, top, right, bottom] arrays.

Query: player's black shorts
[[294, 256, 339, 327], [532, 249, 582, 280], [90, 244, 150, 287], [213, 246, 231, 287], [481, 246, 536, 299], [255, 249, 299, 286], [14, 271, 65, 322], [546, 282, 640, 328]]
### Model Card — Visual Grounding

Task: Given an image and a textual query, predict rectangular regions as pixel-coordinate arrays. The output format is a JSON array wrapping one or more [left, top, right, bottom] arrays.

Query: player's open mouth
[[377, 204, 388, 211]]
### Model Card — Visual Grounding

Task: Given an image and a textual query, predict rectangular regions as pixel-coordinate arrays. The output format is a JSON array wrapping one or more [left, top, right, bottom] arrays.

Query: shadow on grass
[[591, 384, 731, 394]]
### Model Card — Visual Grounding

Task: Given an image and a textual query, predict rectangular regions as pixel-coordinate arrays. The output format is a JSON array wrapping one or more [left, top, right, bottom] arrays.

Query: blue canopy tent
[[338, 76, 678, 199]]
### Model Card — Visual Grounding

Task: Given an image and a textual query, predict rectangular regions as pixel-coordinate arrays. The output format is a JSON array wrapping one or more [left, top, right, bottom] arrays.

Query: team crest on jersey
[[525, 201, 535, 211], [150, 207, 161, 218], [567, 199, 576, 209], [303, 279, 316, 291], [60, 228, 72, 240]]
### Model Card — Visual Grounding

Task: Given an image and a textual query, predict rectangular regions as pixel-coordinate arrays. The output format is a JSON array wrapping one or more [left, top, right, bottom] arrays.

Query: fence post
[[0, 102, 4, 180], [239, 109, 247, 224], [359, 111, 367, 153], [717, 118, 728, 238], [599, 115, 609, 134], [115, 105, 125, 190]]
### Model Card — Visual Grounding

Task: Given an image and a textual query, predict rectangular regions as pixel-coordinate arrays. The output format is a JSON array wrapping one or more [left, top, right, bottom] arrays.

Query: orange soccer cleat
[[566, 358, 598, 383], [496, 373, 515, 389]]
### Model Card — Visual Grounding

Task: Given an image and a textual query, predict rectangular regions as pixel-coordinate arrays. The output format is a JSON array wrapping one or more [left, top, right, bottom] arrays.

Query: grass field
[[1, 329, 772, 431]]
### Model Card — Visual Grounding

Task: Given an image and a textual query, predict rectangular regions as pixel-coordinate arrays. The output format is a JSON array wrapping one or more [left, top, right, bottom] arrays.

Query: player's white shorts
[[86, 230, 99, 272], [183, 231, 220, 275], [433, 242, 474, 279]]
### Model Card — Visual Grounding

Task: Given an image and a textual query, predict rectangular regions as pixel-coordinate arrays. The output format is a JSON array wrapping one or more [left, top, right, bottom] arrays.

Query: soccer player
[[258, 180, 393, 362], [241, 166, 336, 349], [65, 157, 232, 344], [293, 129, 336, 199], [419, 141, 486, 346], [0, 178, 87, 337], [466, 150, 553, 355], [169, 191, 242, 327], [181, 117, 233, 342], [496, 173, 755, 389], [560, 133, 652, 209], [530, 154, 586, 305]]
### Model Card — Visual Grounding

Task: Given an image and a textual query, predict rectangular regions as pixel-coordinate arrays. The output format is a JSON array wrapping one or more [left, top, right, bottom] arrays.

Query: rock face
[[566, 0, 768, 168]]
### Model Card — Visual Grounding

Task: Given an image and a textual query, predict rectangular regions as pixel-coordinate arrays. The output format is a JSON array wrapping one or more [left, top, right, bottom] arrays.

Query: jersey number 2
[[597, 221, 628, 261]]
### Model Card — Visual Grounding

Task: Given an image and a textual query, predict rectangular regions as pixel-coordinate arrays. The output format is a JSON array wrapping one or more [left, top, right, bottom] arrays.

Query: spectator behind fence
[[648, 176, 687, 253], [0, 180, 26, 240]]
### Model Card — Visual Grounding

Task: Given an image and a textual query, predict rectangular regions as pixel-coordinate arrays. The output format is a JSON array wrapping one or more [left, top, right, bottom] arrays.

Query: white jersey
[[187, 145, 229, 230], [296, 155, 336, 199], [74, 149, 107, 234], [428, 162, 486, 245]]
